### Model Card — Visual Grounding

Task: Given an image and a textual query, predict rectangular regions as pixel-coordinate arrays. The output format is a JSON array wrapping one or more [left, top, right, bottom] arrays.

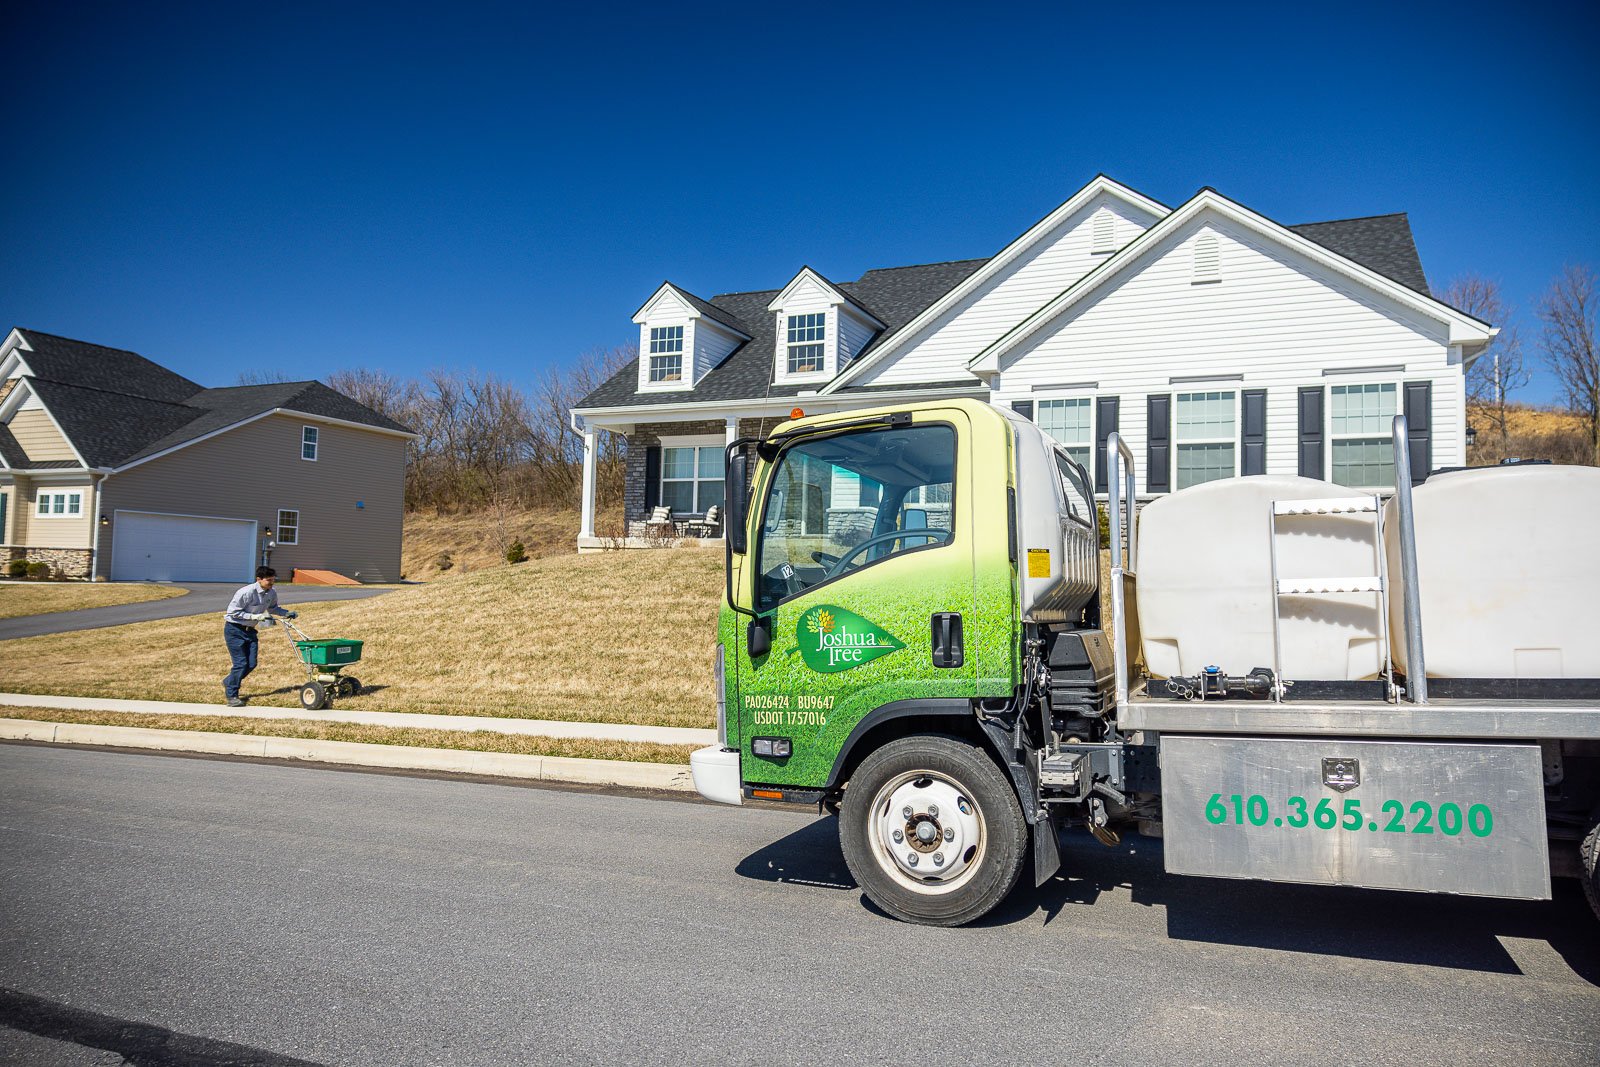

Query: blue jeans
[[223, 623, 259, 698]]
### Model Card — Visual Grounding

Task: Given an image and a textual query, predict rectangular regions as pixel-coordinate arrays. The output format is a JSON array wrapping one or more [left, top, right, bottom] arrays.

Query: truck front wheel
[[840, 734, 1029, 926]]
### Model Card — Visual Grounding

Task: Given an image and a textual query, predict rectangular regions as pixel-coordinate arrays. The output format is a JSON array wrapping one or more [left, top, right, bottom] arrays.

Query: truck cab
[[692, 399, 1600, 927]]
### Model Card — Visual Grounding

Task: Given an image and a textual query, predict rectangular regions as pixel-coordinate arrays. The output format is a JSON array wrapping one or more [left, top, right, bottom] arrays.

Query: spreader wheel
[[337, 676, 361, 697], [299, 681, 329, 711]]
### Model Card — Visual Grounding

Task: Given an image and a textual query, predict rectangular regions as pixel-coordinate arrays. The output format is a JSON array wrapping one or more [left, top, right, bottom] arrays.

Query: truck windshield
[[755, 423, 956, 611]]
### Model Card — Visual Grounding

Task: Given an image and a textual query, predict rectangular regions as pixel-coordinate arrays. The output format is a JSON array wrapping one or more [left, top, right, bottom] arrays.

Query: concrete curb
[[0, 693, 716, 747], [0, 717, 696, 792]]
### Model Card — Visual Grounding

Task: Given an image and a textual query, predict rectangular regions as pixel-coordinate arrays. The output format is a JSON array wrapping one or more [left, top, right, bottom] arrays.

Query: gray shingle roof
[[1287, 214, 1431, 295], [578, 259, 987, 410], [17, 330, 201, 402], [113, 381, 412, 466], [578, 202, 1443, 413], [7, 329, 414, 469]]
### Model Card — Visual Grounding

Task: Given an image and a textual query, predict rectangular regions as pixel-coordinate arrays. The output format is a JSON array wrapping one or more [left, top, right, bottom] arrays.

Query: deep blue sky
[[3, 1, 1596, 402]]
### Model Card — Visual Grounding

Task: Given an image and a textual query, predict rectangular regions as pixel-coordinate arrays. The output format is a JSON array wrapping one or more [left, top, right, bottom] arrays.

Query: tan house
[[0, 328, 415, 582]]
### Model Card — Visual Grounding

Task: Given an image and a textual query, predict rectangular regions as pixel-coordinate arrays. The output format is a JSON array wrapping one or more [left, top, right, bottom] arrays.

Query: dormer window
[[648, 326, 684, 383], [786, 313, 826, 375]]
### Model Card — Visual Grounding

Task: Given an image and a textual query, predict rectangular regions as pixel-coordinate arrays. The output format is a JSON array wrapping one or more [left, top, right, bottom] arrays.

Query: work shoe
[[226, 697, 246, 708]]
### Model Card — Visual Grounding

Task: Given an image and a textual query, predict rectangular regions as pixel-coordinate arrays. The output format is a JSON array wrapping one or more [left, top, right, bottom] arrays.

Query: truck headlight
[[714, 644, 728, 747]]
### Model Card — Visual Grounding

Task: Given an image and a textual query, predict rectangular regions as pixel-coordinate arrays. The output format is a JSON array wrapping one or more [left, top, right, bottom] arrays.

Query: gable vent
[[1091, 209, 1116, 254], [1192, 232, 1221, 284]]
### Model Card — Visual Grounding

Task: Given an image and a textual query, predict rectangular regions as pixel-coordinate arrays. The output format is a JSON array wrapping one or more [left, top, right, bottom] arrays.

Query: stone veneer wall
[[5, 546, 92, 578]]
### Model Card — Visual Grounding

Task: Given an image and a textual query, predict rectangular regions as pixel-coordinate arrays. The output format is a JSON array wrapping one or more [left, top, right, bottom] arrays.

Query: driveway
[[0, 582, 396, 640]]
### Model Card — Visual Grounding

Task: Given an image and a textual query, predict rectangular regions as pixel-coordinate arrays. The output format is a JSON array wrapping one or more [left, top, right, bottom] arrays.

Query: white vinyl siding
[[852, 193, 1162, 388], [1330, 382, 1398, 487], [995, 215, 1466, 493], [691, 319, 743, 381], [301, 425, 319, 461], [836, 307, 876, 367], [1036, 397, 1093, 477], [648, 326, 685, 383], [1174, 391, 1237, 489], [277, 508, 300, 545]]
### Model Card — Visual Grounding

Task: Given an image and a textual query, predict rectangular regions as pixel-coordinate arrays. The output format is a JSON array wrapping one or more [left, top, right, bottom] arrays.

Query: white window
[[1036, 397, 1093, 484], [786, 313, 826, 375], [277, 509, 300, 545], [301, 425, 319, 461], [1330, 383, 1398, 488], [35, 490, 83, 518], [660, 444, 724, 514], [648, 326, 684, 383], [1175, 391, 1237, 489]]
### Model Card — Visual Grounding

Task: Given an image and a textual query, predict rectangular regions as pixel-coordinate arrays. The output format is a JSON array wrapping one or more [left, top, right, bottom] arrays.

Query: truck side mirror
[[726, 451, 749, 555], [747, 614, 771, 659]]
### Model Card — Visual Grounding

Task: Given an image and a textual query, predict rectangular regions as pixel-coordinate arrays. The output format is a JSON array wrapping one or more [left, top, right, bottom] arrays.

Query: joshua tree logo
[[798, 605, 904, 673]]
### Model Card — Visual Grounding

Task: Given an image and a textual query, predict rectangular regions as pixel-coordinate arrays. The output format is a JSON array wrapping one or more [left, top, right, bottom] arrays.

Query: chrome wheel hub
[[870, 772, 985, 893]]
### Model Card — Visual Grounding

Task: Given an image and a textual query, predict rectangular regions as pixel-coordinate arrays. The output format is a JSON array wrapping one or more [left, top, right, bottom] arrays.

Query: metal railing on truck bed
[[1104, 416, 1600, 742]]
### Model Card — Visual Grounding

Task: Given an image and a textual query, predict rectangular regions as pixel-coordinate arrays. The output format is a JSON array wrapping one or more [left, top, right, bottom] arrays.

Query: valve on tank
[[1165, 666, 1277, 701]]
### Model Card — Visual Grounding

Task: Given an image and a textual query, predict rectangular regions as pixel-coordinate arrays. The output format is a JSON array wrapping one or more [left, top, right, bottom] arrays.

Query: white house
[[570, 176, 1496, 547]]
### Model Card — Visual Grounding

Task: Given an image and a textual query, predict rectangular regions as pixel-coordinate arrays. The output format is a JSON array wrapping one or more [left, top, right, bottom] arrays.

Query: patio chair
[[685, 504, 721, 538], [645, 505, 675, 538]]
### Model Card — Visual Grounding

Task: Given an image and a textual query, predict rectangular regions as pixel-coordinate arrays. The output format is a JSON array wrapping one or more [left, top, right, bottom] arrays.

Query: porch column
[[725, 417, 739, 449], [579, 428, 597, 538]]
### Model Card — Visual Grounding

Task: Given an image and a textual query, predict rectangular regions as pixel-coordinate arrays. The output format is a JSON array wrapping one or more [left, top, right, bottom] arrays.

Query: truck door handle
[[931, 613, 964, 668]]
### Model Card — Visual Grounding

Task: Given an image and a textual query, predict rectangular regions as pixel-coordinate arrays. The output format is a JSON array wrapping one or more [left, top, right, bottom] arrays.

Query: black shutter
[[1298, 386, 1324, 479], [643, 446, 661, 510], [1146, 394, 1171, 494], [1012, 400, 1034, 421], [1241, 389, 1267, 476], [1094, 396, 1119, 489], [1404, 381, 1432, 483]]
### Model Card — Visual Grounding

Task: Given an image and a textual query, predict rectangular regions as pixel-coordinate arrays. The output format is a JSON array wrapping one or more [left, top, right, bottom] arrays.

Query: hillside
[[1467, 402, 1595, 466], [0, 548, 725, 729]]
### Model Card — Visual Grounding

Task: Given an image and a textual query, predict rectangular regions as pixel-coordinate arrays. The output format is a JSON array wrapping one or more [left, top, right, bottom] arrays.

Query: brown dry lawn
[[1, 707, 695, 764], [0, 582, 188, 620], [402, 505, 622, 580], [0, 547, 722, 729]]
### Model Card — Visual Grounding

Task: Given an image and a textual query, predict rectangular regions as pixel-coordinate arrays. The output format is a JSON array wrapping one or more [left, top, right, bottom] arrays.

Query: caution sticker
[[1026, 548, 1051, 578]]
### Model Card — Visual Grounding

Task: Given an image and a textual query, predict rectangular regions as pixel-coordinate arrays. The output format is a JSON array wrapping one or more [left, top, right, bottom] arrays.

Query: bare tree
[[326, 368, 425, 427], [1443, 275, 1527, 461], [236, 369, 292, 385], [1539, 265, 1600, 466]]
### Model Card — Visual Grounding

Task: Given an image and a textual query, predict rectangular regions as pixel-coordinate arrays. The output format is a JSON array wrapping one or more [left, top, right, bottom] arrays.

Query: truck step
[[1276, 576, 1384, 595]]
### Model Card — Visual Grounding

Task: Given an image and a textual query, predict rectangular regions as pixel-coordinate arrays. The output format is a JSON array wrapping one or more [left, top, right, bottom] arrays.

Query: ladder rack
[[1267, 493, 1397, 702]]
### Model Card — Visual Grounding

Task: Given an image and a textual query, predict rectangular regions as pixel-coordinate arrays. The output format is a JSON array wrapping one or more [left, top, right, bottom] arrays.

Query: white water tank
[[1138, 476, 1387, 680], [1384, 464, 1600, 678]]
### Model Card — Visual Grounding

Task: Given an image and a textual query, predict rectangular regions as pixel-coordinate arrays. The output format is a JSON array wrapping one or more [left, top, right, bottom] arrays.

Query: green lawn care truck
[[689, 398, 1600, 927]]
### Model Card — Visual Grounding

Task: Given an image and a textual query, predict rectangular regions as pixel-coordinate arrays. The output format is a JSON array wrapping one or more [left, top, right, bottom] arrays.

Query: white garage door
[[110, 511, 256, 582]]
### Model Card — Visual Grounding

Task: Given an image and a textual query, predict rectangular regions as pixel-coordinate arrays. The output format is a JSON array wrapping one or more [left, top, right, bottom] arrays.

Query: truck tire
[[839, 734, 1029, 927], [1583, 816, 1600, 922]]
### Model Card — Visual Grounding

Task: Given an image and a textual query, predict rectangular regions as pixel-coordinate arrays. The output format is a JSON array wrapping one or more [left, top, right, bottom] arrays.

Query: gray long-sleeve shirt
[[224, 582, 289, 629]]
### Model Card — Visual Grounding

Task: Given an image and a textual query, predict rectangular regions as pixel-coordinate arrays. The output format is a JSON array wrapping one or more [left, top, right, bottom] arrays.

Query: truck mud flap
[[1159, 736, 1550, 900]]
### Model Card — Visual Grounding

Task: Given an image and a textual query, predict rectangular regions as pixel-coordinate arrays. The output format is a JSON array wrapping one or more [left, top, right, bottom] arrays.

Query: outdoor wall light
[[99, 514, 109, 526]]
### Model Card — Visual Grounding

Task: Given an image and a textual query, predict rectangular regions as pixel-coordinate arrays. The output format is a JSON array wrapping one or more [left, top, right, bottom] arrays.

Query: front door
[[733, 411, 978, 789]]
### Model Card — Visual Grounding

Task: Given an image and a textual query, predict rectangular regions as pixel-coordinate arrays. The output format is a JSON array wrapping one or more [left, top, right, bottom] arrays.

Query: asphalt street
[[0, 743, 1596, 1067], [0, 583, 395, 640]]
